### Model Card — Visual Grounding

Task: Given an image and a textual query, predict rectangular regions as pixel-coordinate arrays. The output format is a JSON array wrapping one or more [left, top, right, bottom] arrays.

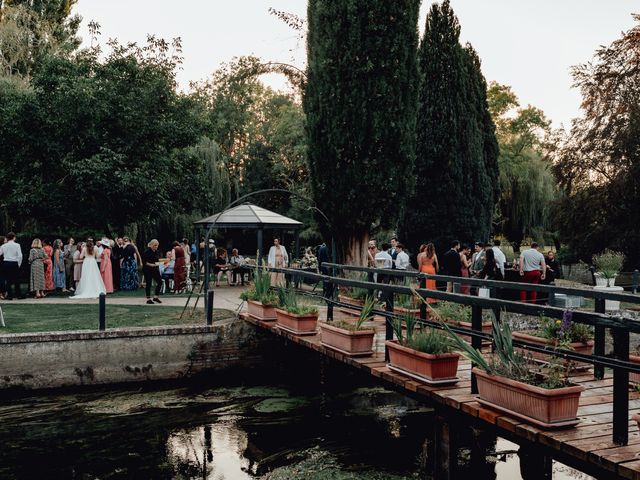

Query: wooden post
[[419, 276, 427, 323], [594, 298, 606, 379], [206, 290, 214, 326], [471, 305, 482, 394], [98, 293, 106, 331], [385, 289, 394, 362], [612, 327, 630, 445]]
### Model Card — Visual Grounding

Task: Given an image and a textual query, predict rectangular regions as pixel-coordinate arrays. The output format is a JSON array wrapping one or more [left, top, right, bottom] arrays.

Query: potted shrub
[[275, 288, 319, 335], [320, 296, 377, 356], [240, 265, 278, 321], [385, 312, 460, 385], [592, 249, 625, 287], [512, 311, 594, 370], [444, 314, 584, 429], [633, 413, 640, 430]]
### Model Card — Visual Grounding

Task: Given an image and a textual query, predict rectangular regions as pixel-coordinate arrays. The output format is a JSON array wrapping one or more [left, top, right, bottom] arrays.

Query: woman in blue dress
[[120, 237, 140, 291], [52, 239, 67, 291]]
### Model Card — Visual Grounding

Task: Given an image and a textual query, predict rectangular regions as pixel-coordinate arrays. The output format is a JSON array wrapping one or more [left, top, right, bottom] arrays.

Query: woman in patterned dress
[[52, 239, 67, 291], [29, 238, 46, 298], [120, 236, 139, 291], [42, 239, 54, 291]]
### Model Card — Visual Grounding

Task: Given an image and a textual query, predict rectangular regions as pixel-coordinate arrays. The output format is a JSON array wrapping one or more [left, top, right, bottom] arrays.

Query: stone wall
[[0, 319, 272, 390]]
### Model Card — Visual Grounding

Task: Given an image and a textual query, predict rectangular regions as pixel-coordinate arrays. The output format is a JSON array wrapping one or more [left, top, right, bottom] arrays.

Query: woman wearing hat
[[99, 239, 114, 293]]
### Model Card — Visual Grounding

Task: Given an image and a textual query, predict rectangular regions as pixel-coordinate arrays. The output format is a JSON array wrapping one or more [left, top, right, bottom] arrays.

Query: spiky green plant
[[240, 262, 278, 305], [278, 287, 319, 316]]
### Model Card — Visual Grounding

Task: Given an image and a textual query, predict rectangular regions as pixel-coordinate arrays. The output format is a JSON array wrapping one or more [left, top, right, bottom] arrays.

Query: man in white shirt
[[0, 232, 24, 299], [375, 243, 393, 302], [492, 240, 507, 277], [519, 242, 546, 304], [394, 243, 410, 270]]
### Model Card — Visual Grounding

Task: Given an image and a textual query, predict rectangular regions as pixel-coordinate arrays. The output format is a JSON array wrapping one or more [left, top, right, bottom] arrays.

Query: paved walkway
[[1, 284, 247, 312]]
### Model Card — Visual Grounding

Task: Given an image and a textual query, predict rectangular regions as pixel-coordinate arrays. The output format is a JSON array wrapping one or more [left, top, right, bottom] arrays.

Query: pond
[[0, 364, 593, 479]]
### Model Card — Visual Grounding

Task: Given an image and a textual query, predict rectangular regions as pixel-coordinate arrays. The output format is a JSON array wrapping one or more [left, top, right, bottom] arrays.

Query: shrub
[[592, 249, 625, 278]]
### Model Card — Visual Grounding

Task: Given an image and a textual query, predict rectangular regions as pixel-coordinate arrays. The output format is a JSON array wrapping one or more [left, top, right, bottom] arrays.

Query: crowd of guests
[[0, 232, 192, 303], [365, 236, 560, 304]]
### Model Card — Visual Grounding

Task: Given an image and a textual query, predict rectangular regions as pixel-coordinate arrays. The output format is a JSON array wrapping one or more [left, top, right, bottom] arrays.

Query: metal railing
[[270, 263, 640, 446]]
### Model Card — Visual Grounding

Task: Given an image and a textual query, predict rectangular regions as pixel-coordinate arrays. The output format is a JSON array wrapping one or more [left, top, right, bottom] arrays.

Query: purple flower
[[559, 310, 573, 337]]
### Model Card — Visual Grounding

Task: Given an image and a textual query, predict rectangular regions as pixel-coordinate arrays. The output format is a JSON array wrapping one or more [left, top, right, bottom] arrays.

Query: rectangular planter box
[[630, 354, 640, 385], [385, 340, 459, 385], [473, 367, 584, 428], [320, 322, 375, 357], [446, 319, 492, 347], [275, 308, 318, 336], [247, 300, 276, 321], [338, 295, 364, 317], [512, 331, 593, 370], [394, 306, 421, 319]]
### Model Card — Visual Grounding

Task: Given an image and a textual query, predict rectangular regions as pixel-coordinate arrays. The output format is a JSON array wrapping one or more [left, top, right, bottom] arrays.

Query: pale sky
[[74, 1, 638, 128]]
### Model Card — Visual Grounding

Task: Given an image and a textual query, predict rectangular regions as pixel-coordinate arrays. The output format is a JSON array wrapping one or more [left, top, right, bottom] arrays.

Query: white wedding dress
[[72, 248, 106, 299]]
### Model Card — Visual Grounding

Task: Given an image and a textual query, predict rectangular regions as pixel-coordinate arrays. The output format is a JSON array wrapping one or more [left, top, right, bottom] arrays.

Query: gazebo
[[193, 203, 304, 283]]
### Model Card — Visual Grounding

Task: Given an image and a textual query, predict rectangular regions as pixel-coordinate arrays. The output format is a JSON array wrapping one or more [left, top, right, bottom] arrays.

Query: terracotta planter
[[275, 308, 318, 336], [385, 340, 459, 385], [512, 331, 594, 370], [633, 414, 640, 430], [338, 295, 365, 316], [445, 319, 492, 346], [394, 306, 421, 319], [630, 354, 640, 385], [473, 367, 584, 428], [247, 300, 276, 321], [320, 322, 375, 357]]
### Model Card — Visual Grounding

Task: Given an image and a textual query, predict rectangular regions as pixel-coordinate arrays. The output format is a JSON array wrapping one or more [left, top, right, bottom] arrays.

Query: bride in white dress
[[72, 240, 106, 299]]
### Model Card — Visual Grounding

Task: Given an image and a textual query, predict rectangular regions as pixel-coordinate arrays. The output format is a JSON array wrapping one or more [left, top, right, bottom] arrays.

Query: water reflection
[[0, 366, 596, 480]]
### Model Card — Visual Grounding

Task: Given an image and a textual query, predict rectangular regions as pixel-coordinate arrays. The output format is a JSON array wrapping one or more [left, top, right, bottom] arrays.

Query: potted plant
[[385, 312, 460, 385], [338, 272, 371, 316], [240, 264, 279, 321], [275, 288, 319, 335], [394, 278, 421, 318], [592, 249, 625, 287], [431, 301, 492, 346], [320, 296, 377, 356], [444, 314, 584, 429], [633, 413, 640, 430], [512, 311, 594, 370]]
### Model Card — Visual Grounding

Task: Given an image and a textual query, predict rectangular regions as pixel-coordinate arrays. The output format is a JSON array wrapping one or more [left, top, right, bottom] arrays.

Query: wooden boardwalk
[[242, 312, 640, 479]]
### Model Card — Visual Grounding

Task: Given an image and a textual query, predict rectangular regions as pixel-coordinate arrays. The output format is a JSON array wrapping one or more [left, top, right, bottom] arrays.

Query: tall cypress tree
[[398, 0, 498, 253], [304, 0, 420, 264]]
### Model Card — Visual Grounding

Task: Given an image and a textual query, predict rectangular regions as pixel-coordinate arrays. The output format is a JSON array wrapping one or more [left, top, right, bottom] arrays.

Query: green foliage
[[305, 0, 420, 263], [487, 81, 556, 250], [551, 16, 640, 268], [399, 0, 498, 253], [388, 310, 454, 355], [592, 249, 625, 277], [341, 272, 371, 301], [240, 264, 278, 305], [431, 301, 471, 324], [278, 287, 318, 316], [334, 295, 377, 332], [442, 311, 572, 389], [538, 316, 593, 344]]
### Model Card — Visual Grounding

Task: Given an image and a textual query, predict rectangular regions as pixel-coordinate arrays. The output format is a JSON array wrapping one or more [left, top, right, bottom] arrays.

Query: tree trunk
[[339, 232, 370, 266]]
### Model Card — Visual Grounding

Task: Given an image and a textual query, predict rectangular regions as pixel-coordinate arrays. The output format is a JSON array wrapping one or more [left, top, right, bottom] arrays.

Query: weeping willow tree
[[499, 154, 556, 250], [487, 81, 557, 251]]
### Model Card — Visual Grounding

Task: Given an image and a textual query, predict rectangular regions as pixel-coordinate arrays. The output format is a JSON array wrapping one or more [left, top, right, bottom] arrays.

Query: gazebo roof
[[193, 203, 303, 229]]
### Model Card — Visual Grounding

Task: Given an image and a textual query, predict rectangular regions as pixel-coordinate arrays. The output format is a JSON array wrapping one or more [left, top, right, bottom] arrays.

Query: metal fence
[[273, 262, 640, 446]]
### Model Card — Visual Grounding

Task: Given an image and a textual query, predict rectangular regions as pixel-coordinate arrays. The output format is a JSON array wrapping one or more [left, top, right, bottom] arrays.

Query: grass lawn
[[0, 304, 233, 334]]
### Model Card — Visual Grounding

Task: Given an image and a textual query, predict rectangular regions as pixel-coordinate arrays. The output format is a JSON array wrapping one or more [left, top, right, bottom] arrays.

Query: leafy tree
[[305, 0, 420, 264], [0, 0, 80, 78], [0, 36, 211, 236], [486, 81, 556, 251], [399, 0, 498, 253], [551, 15, 640, 267]]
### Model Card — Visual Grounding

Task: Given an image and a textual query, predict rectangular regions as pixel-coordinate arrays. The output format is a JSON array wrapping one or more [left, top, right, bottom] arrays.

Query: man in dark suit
[[317, 242, 331, 299], [387, 237, 398, 269], [441, 240, 461, 292]]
